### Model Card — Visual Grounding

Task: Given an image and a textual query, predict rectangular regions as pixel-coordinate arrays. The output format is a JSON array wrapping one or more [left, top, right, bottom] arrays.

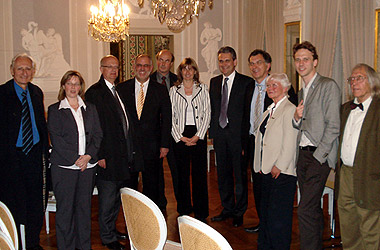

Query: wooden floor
[[40, 155, 343, 250]]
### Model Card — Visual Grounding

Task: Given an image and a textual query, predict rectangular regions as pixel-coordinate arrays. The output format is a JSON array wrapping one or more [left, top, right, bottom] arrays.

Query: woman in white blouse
[[169, 58, 211, 222], [253, 73, 298, 250], [47, 70, 102, 250]]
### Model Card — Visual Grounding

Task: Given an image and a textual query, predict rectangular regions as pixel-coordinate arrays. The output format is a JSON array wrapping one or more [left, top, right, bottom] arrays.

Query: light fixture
[[88, 0, 130, 43], [138, 0, 213, 32]]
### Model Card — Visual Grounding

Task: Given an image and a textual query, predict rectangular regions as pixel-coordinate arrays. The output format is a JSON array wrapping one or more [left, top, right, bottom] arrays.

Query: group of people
[[0, 40, 379, 250]]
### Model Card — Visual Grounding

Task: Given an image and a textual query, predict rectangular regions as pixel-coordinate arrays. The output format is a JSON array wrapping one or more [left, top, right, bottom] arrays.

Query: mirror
[[375, 10, 380, 71], [284, 21, 301, 91]]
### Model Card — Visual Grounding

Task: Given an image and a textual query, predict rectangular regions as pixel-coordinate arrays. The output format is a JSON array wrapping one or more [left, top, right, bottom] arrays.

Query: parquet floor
[[40, 154, 343, 250]]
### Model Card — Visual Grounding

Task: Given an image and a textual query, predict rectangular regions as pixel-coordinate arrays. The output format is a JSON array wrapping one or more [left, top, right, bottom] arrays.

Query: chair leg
[[20, 224, 26, 250], [45, 210, 50, 234]]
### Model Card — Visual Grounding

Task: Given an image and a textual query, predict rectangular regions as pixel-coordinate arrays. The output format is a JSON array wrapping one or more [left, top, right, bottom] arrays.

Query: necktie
[[219, 77, 229, 128], [137, 83, 145, 119], [350, 102, 364, 111], [161, 76, 166, 86], [253, 85, 263, 135], [21, 91, 33, 155], [112, 86, 128, 138]]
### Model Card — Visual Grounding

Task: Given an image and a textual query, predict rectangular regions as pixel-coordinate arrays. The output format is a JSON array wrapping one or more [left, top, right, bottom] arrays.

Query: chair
[[178, 215, 232, 250], [0, 231, 16, 250], [120, 188, 180, 250], [0, 202, 18, 250]]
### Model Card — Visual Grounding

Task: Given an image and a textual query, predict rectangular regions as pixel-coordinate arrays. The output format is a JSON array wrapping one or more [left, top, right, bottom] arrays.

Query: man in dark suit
[[209, 46, 253, 227], [150, 49, 179, 211], [292, 41, 340, 250], [242, 49, 297, 233], [337, 63, 380, 250], [85, 55, 141, 250], [0, 54, 48, 250], [117, 54, 171, 209]]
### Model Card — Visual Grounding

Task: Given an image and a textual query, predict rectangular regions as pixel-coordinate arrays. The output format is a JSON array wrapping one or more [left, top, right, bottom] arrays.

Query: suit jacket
[[293, 73, 341, 169], [209, 71, 253, 141], [253, 98, 298, 176], [150, 71, 178, 91], [85, 76, 142, 181], [335, 97, 380, 210], [242, 77, 298, 150], [169, 83, 211, 142], [0, 79, 48, 172], [47, 101, 102, 166], [117, 78, 172, 160]]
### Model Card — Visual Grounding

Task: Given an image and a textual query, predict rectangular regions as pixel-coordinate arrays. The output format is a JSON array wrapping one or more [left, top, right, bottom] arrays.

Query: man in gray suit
[[292, 41, 340, 250]]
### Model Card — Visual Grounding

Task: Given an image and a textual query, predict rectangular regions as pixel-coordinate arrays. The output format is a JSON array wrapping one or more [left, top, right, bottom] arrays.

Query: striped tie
[[137, 83, 144, 119], [253, 85, 262, 136], [21, 91, 33, 155]]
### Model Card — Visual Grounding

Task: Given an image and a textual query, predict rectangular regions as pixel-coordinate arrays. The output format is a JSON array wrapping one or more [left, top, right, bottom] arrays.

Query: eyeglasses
[[135, 64, 151, 68], [347, 75, 367, 84], [101, 65, 120, 70], [248, 60, 264, 67], [66, 82, 81, 87]]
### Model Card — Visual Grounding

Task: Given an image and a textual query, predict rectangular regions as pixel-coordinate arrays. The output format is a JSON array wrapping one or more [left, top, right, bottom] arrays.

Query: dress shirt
[[341, 97, 372, 167], [185, 94, 195, 125], [14, 81, 40, 147], [222, 71, 236, 101], [299, 73, 317, 147], [104, 79, 129, 129], [134, 78, 150, 108], [249, 76, 268, 135], [155, 72, 171, 91], [58, 96, 97, 170]]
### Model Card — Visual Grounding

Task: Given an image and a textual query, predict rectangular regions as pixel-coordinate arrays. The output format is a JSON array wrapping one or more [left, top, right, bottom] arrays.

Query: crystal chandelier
[[88, 0, 130, 43], [138, 0, 213, 33]]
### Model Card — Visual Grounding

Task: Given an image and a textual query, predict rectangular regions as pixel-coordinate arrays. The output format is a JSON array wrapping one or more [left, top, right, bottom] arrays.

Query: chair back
[[120, 188, 167, 250], [178, 215, 232, 250], [0, 230, 16, 250], [0, 202, 18, 250]]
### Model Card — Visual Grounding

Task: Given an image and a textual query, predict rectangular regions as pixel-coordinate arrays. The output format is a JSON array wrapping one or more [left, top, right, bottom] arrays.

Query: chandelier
[[138, 0, 213, 32], [88, 0, 130, 43]]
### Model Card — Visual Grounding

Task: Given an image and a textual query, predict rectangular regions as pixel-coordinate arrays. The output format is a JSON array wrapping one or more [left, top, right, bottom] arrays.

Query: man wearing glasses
[[337, 64, 380, 250], [292, 41, 341, 250], [86, 55, 141, 250]]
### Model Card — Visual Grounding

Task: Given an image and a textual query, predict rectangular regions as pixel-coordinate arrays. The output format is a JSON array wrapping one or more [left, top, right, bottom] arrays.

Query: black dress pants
[[173, 125, 209, 219]]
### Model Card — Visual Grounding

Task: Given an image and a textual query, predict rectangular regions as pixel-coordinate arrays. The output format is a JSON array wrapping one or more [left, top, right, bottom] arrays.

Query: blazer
[[253, 98, 298, 176], [85, 76, 142, 181], [335, 97, 380, 210], [242, 77, 298, 150], [169, 83, 211, 142], [0, 79, 48, 171], [209, 71, 253, 141], [150, 71, 178, 91], [117, 78, 172, 160], [47, 101, 103, 167], [293, 73, 341, 169]]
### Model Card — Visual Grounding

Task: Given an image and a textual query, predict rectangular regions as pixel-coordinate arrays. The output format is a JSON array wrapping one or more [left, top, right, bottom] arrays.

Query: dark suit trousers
[[51, 165, 96, 250], [297, 150, 330, 250], [213, 126, 248, 217], [173, 125, 209, 219], [242, 134, 262, 220], [258, 173, 297, 250], [3, 144, 44, 249], [97, 173, 137, 244]]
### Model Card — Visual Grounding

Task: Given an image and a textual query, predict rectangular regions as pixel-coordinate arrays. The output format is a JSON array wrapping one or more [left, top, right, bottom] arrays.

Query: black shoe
[[102, 241, 125, 250], [195, 216, 208, 224], [244, 224, 260, 233], [116, 230, 128, 240], [233, 215, 243, 227], [26, 246, 44, 250], [211, 212, 231, 222]]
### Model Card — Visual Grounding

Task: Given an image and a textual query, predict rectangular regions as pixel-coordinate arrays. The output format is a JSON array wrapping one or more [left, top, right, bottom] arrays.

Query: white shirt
[[58, 96, 97, 170], [185, 94, 195, 125], [299, 73, 318, 147], [341, 97, 372, 167], [222, 71, 236, 101], [135, 78, 150, 108]]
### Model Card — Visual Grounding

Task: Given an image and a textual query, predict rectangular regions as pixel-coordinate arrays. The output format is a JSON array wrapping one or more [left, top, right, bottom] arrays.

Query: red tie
[[161, 76, 166, 86]]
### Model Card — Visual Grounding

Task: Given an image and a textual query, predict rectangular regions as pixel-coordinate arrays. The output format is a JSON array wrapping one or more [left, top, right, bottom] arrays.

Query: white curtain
[[340, 0, 375, 100], [264, 0, 284, 73]]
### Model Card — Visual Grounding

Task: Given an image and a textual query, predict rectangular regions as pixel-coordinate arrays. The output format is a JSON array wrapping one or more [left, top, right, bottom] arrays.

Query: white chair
[[178, 215, 232, 250], [0, 231, 16, 250], [120, 187, 180, 250], [45, 186, 98, 234], [0, 202, 18, 250]]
